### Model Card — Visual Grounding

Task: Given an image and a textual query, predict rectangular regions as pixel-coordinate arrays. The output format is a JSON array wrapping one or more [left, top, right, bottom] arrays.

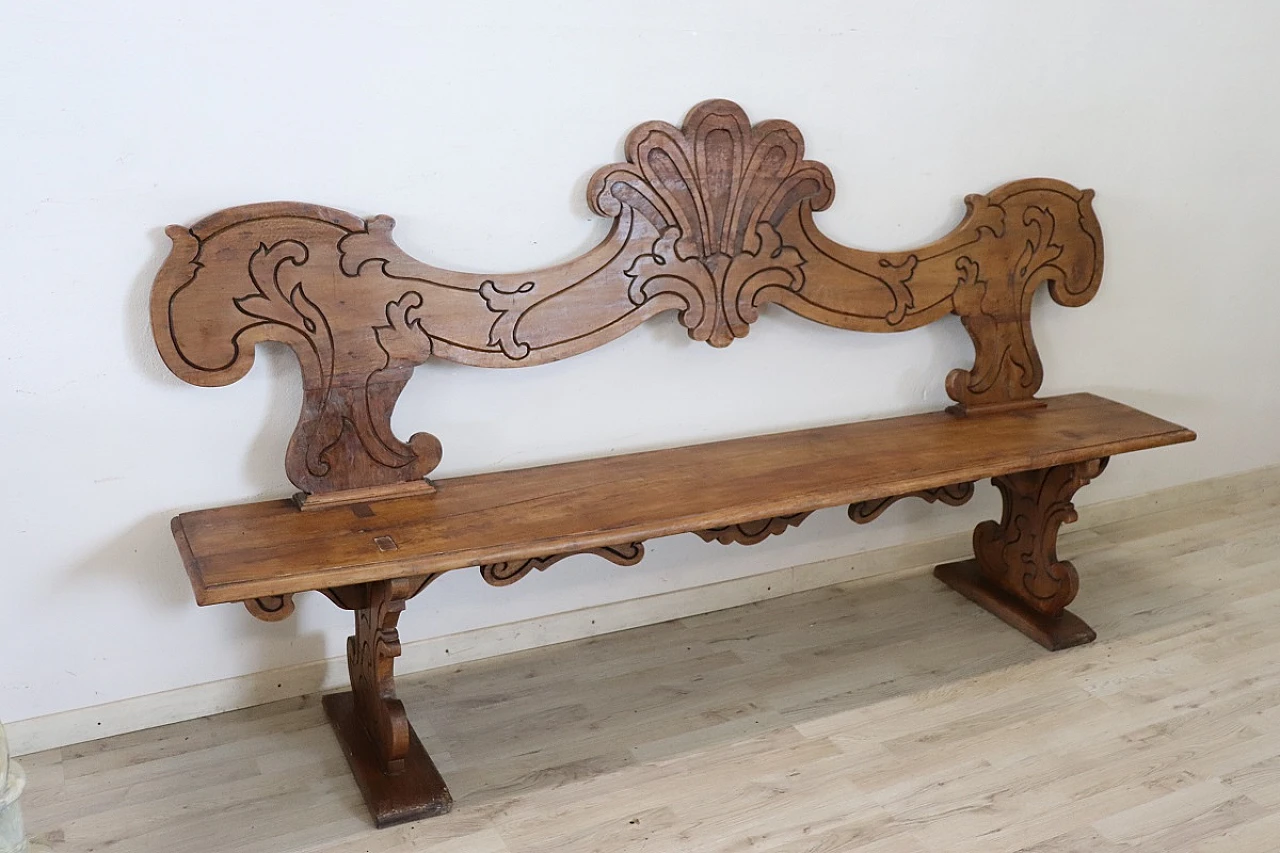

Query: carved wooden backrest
[[151, 99, 1103, 506]]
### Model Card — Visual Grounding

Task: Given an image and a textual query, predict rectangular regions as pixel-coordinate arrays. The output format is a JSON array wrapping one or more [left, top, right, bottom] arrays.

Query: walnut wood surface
[[151, 100, 1103, 502], [171, 394, 1192, 606]]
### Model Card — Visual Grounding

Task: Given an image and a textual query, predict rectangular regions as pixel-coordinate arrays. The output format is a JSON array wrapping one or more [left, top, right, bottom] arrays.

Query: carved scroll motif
[[151, 100, 1103, 503], [694, 512, 813, 545], [242, 576, 438, 622], [974, 459, 1108, 615], [244, 594, 295, 622], [848, 482, 976, 524], [479, 543, 645, 587], [346, 577, 427, 774]]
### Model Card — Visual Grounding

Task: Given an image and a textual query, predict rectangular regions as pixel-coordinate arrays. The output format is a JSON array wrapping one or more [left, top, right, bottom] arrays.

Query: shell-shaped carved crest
[[588, 100, 836, 346]]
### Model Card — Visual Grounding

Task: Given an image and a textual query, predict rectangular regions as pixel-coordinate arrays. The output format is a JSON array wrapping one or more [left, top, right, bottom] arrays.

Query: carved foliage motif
[[974, 459, 1109, 615], [155, 208, 442, 502], [694, 512, 813, 545], [479, 543, 645, 587], [848, 482, 975, 524], [151, 101, 1103, 503]]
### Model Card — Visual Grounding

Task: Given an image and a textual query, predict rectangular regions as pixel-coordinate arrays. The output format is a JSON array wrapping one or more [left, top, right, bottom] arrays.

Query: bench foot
[[323, 691, 452, 827], [936, 458, 1108, 651], [327, 576, 452, 826], [934, 559, 1095, 650]]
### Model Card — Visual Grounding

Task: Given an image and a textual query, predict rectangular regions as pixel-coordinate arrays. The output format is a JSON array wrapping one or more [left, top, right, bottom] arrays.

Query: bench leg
[[935, 458, 1108, 651], [322, 577, 453, 827]]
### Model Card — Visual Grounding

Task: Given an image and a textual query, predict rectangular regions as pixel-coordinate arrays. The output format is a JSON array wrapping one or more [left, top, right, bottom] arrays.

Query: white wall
[[3, 1, 1278, 726]]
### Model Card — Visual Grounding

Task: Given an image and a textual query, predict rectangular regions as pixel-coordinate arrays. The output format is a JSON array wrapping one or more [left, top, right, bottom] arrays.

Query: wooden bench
[[149, 100, 1195, 827]]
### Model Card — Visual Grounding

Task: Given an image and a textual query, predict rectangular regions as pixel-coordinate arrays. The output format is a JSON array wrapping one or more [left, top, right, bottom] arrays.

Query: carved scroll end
[[946, 182, 1104, 412], [480, 543, 645, 587], [1046, 186, 1104, 309], [695, 512, 812, 546], [849, 482, 975, 524], [157, 225, 201, 290], [152, 204, 444, 503], [150, 224, 253, 390], [245, 594, 296, 622]]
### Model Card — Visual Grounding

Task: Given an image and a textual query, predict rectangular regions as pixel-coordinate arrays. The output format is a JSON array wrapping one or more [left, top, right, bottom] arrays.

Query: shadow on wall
[[62, 510, 194, 610], [56, 508, 331, 711]]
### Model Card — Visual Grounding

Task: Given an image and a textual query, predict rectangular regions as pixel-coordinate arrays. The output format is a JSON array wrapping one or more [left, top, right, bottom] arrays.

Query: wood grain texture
[[150, 100, 1103, 501], [171, 394, 1192, 606]]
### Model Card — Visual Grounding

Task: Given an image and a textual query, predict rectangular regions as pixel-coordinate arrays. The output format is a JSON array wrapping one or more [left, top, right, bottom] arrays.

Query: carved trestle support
[[935, 459, 1109, 651], [325, 574, 450, 825], [848, 482, 975, 524], [975, 459, 1109, 614], [340, 577, 426, 773], [243, 575, 450, 825]]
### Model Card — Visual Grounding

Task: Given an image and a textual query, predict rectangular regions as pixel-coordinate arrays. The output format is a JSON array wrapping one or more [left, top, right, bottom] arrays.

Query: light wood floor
[[22, 483, 1280, 852]]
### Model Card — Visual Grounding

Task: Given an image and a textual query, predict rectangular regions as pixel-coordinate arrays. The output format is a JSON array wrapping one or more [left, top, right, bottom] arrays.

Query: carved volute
[[151, 100, 1103, 504]]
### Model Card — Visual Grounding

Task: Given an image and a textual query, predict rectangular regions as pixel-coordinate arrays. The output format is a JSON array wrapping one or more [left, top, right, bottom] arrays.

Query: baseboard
[[12, 463, 1277, 757]]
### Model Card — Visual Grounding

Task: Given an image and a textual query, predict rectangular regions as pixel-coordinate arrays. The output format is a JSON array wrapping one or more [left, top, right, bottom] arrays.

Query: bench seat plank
[[174, 393, 1192, 605]]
